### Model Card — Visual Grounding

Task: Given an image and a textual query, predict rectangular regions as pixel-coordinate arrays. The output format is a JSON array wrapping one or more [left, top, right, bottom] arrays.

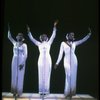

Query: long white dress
[[8, 31, 28, 95], [56, 33, 91, 96], [28, 27, 56, 94]]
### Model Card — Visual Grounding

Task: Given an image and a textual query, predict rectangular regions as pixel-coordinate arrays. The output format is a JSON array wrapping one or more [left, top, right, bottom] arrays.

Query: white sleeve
[[56, 42, 64, 65], [22, 43, 28, 65], [23, 43, 28, 60], [48, 27, 56, 45], [74, 33, 91, 46], [8, 31, 16, 45], [28, 31, 41, 46]]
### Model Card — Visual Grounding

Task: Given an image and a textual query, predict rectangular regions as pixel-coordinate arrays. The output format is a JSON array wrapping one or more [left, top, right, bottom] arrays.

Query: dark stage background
[[2, 0, 99, 99]]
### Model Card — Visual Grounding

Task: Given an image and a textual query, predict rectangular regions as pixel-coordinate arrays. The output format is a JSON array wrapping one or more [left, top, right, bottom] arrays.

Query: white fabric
[[56, 33, 91, 96], [28, 27, 56, 94], [8, 31, 27, 95]]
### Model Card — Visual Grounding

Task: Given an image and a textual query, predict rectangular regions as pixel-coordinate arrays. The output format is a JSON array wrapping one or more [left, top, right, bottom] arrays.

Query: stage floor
[[2, 92, 97, 100]]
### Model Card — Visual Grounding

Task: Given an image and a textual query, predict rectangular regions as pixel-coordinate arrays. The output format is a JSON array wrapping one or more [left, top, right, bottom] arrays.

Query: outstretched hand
[[26, 25, 30, 32], [19, 64, 24, 70], [54, 20, 59, 27], [88, 27, 92, 35], [88, 27, 92, 33], [8, 23, 10, 31]]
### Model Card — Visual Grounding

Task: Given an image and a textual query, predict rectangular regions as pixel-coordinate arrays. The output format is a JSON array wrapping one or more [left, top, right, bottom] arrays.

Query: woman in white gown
[[54, 28, 91, 97], [27, 21, 58, 95], [8, 26, 28, 97]]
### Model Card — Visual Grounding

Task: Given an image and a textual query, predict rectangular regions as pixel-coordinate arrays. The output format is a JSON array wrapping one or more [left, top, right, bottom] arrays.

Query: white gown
[[28, 27, 56, 94], [8, 31, 28, 95], [56, 33, 91, 96]]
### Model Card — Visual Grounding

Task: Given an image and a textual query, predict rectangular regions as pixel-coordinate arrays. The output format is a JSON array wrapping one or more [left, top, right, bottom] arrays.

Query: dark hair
[[17, 33, 24, 37]]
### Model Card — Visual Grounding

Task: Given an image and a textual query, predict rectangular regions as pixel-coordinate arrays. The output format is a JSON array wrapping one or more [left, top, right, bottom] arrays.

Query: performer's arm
[[74, 28, 91, 46], [8, 30, 16, 45], [23, 43, 28, 61], [19, 43, 28, 70], [55, 42, 64, 66], [48, 21, 58, 45], [27, 25, 41, 46]]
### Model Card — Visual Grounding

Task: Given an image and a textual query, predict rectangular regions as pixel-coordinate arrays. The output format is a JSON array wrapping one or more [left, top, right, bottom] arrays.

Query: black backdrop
[[2, 0, 99, 99]]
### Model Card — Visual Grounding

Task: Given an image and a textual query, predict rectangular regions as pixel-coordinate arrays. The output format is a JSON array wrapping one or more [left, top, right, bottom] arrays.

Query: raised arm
[[7, 25, 16, 45], [55, 42, 64, 66], [74, 28, 92, 46], [48, 20, 58, 45], [27, 25, 41, 46]]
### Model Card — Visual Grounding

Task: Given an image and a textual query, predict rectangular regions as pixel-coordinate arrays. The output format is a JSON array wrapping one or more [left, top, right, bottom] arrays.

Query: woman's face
[[16, 33, 24, 42], [68, 32, 75, 41], [40, 34, 48, 42], [17, 36, 23, 41]]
